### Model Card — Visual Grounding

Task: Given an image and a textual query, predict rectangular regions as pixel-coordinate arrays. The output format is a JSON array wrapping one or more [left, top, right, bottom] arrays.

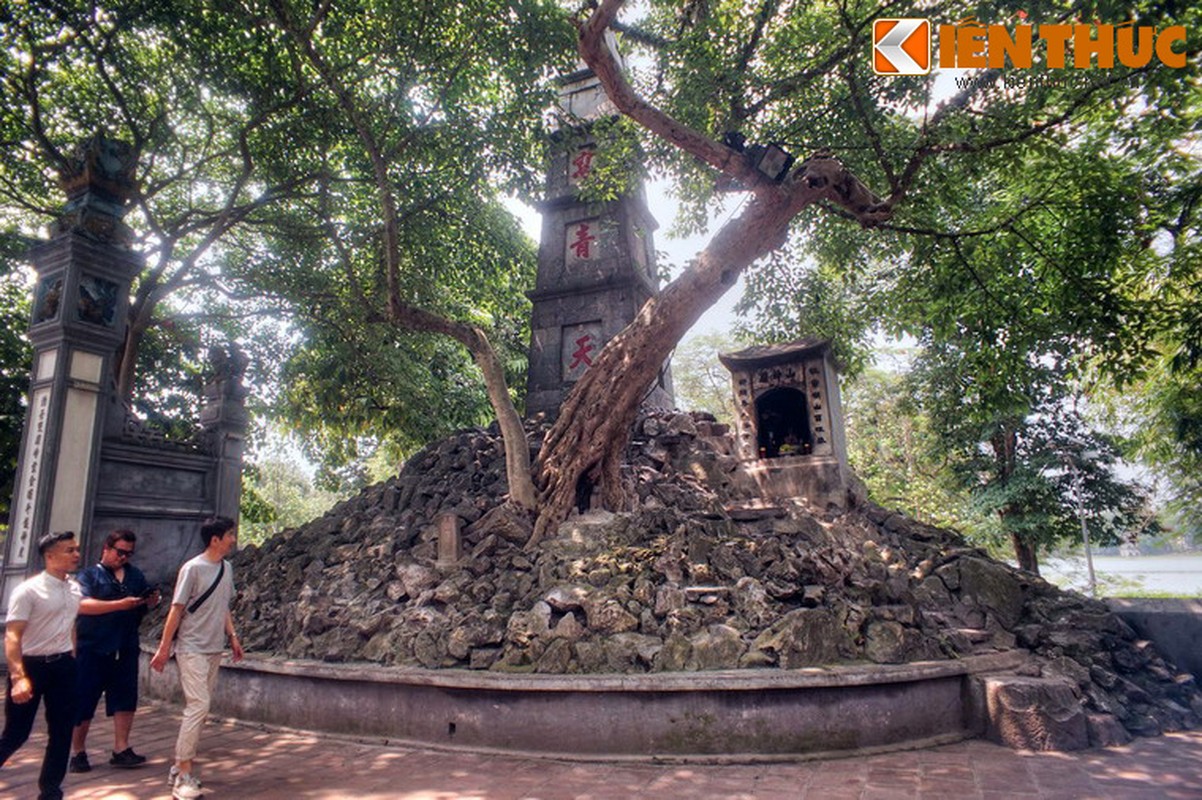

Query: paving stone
[[1, 701, 1200, 799]]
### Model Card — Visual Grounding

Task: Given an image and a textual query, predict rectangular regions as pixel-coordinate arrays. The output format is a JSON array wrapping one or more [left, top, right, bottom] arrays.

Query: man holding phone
[[69, 529, 159, 773]]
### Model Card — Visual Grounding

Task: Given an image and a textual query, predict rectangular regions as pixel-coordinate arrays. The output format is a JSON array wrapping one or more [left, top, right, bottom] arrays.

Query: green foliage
[[1109, 356, 1202, 540], [200, 0, 568, 472], [670, 331, 746, 422], [239, 457, 349, 547], [239, 464, 280, 527], [842, 365, 979, 534], [277, 327, 496, 473], [1, 0, 571, 478], [736, 243, 882, 378], [0, 0, 321, 433], [910, 340, 1158, 567], [0, 236, 33, 524], [630, 1, 1198, 562], [127, 317, 207, 439]]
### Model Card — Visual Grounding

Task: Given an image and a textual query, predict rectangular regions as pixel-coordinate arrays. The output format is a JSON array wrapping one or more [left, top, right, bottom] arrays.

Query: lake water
[[1041, 553, 1202, 597]]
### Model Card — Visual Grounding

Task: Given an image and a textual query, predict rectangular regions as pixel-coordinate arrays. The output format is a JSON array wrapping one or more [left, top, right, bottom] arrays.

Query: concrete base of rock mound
[[143, 650, 1028, 760]]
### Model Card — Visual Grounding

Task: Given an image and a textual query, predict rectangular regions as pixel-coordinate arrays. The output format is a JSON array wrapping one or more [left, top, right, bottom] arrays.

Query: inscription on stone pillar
[[568, 146, 595, 185], [565, 218, 601, 265], [562, 321, 603, 382], [9, 390, 51, 567]]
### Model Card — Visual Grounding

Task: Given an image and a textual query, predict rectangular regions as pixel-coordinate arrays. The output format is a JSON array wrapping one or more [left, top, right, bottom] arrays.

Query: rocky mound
[[229, 410, 1201, 741]]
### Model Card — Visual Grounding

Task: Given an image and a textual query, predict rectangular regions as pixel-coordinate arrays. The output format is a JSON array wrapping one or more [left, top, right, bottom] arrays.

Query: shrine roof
[[717, 337, 831, 370]]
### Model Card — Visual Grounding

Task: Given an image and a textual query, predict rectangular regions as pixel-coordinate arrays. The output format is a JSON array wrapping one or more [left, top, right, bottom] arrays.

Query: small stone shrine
[[525, 33, 672, 418], [719, 338, 851, 508]]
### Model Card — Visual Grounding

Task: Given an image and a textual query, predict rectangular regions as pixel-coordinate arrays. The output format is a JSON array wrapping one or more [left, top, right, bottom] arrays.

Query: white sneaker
[[168, 764, 179, 786], [173, 772, 204, 799]]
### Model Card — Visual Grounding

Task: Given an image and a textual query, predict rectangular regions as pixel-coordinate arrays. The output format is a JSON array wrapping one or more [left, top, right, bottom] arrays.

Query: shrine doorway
[[755, 387, 812, 458]]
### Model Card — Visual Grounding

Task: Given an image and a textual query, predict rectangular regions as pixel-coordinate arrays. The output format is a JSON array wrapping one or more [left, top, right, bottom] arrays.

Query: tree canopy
[[651, 0, 1199, 567]]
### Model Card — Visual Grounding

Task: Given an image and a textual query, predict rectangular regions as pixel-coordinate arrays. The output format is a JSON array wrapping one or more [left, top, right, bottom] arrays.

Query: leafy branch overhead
[[538, 0, 1199, 558]]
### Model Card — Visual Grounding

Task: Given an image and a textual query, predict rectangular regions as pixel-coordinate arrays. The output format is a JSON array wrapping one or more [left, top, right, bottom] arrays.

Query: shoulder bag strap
[[186, 560, 225, 614]]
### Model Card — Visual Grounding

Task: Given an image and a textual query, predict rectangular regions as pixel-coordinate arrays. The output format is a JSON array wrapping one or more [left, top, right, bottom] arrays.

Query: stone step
[[723, 501, 787, 521]]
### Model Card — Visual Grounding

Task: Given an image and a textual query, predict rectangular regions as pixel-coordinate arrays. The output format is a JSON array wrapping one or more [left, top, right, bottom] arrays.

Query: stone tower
[[525, 37, 673, 418]]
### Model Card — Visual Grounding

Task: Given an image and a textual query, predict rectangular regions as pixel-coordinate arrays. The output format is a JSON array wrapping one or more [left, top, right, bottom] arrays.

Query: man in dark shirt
[[69, 530, 158, 772]]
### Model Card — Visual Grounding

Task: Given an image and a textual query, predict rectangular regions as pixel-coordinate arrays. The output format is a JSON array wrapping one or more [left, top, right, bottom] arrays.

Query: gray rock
[[604, 633, 663, 671], [396, 563, 439, 597], [552, 611, 586, 641], [654, 585, 687, 616], [958, 557, 1025, 628], [585, 599, 640, 634], [535, 638, 574, 673], [544, 585, 590, 613], [688, 624, 744, 670], [732, 577, 775, 628], [222, 411, 1202, 743], [863, 621, 910, 664], [750, 609, 847, 668], [666, 413, 698, 437]]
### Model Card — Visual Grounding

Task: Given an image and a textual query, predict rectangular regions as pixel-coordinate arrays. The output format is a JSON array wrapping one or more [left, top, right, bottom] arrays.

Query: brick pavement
[[0, 700, 1199, 799]]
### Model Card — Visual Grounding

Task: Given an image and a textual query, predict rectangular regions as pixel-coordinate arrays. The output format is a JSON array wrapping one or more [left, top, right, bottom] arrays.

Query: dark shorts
[[74, 648, 139, 723]]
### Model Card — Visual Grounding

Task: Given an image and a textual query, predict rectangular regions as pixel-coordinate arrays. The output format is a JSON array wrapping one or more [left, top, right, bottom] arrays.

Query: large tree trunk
[[989, 427, 1037, 573], [114, 313, 151, 403], [1011, 530, 1040, 575]]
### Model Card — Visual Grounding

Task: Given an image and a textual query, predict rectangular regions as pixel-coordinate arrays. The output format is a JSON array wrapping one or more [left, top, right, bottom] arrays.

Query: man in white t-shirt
[[0, 531, 83, 800], [151, 517, 243, 800]]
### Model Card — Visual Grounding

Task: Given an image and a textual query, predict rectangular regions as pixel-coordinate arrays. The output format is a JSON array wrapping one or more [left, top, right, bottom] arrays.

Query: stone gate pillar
[[200, 345, 249, 522], [1, 136, 141, 611]]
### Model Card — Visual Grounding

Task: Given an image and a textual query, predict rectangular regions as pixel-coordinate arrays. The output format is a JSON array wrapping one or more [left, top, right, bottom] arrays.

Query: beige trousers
[[174, 652, 222, 762]]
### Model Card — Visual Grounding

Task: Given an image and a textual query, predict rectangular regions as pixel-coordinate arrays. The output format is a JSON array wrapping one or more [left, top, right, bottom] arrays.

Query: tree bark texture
[[1011, 531, 1040, 575]]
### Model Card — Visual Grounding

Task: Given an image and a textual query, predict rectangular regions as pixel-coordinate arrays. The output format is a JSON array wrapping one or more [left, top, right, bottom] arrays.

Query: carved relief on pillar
[[52, 134, 139, 245], [77, 274, 120, 327], [200, 344, 250, 432], [33, 275, 64, 324]]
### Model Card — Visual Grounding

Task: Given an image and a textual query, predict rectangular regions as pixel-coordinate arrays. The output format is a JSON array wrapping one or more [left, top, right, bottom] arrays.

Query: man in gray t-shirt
[[151, 517, 242, 800]]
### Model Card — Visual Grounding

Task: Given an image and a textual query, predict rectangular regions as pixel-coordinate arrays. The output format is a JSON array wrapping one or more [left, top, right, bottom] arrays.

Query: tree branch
[[576, 0, 766, 189]]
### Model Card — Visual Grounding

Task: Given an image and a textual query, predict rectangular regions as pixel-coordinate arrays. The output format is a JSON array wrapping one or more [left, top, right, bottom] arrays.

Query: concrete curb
[[141, 650, 1027, 759]]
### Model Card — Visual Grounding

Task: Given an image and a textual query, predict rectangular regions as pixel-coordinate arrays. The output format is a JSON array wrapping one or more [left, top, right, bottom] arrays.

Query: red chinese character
[[569, 334, 595, 370], [571, 149, 595, 181], [570, 223, 596, 259]]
